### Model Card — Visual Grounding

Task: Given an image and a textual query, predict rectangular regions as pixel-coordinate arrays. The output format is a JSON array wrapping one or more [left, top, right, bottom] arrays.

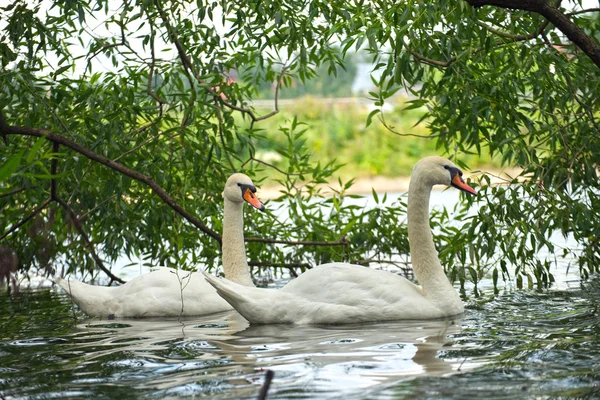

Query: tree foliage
[[0, 0, 598, 289]]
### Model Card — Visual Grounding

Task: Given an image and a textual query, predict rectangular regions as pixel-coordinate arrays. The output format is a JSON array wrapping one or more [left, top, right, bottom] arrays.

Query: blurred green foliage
[[241, 97, 498, 180]]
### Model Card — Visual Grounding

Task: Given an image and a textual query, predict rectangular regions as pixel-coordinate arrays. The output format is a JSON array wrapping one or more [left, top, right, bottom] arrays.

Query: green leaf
[[26, 137, 47, 164], [0, 150, 25, 182], [365, 109, 380, 128]]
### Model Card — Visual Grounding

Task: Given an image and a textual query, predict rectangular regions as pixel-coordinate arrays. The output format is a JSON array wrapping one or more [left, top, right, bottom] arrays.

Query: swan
[[202, 156, 478, 324], [55, 173, 265, 318]]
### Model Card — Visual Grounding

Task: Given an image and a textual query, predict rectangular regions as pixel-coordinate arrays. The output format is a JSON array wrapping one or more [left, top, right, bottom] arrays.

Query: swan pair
[[58, 156, 477, 324]]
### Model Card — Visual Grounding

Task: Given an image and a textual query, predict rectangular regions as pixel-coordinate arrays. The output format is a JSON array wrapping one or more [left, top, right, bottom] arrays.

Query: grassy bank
[[239, 96, 501, 181]]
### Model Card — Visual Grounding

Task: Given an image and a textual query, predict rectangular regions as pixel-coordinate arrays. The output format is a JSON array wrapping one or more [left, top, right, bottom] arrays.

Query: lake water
[[1, 190, 599, 399]]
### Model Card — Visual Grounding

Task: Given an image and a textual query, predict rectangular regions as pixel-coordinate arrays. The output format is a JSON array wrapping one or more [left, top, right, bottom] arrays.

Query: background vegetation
[[0, 0, 598, 291]]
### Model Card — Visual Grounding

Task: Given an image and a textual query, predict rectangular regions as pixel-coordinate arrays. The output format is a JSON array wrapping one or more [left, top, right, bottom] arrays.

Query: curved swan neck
[[407, 173, 459, 303], [222, 199, 255, 287]]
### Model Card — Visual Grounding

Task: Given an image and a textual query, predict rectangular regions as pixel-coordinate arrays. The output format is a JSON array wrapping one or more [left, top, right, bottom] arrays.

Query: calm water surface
[[2, 191, 600, 398]]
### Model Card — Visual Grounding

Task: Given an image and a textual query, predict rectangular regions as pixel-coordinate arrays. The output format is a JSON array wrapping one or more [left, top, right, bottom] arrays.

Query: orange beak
[[451, 174, 478, 196], [243, 188, 265, 211]]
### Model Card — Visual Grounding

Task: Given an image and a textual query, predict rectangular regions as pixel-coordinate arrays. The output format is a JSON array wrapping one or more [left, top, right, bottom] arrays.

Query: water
[[1, 280, 599, 399], [2, 190, 599, 398]]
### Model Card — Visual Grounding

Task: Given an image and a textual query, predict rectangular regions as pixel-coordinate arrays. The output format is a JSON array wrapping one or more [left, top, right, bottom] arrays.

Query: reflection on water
[[2, 278, 599, 399], [64, 312, 466, 398]]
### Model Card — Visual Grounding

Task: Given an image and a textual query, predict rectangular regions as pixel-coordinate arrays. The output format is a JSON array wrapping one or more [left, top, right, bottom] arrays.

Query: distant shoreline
[[259, 168, 523, 200]]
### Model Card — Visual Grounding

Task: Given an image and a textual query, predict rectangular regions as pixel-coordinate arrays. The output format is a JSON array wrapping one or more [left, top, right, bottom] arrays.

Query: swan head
[[413, 156, 477, 196], [223, 173, 265, 211]]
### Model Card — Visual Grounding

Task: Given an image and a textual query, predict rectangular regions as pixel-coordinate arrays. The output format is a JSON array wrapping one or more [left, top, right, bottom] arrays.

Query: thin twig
[[213, 98, 236, 172], [50, 142, 59, 200], [0, 198, 52, 241], [407, 48, 456, 68], [0, 186, 28, 199], [475, 18, 550, 42], [379, 112, 440, 138], [249, 261, 311, 277], [79, 194, 118, 223], [245, 237, 348, 246], [55, 196, 125, 284], [566, 8, 600, 16]]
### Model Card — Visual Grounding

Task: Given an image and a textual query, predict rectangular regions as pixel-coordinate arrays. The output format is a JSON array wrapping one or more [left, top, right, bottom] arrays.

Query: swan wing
[[204, 264, 448, 324], [56, 269, 232, 317]]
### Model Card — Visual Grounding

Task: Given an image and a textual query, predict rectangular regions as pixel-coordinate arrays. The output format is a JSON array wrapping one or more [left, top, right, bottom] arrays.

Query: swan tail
[[202, 271, 288, 324], [55, 277, 119, 317]]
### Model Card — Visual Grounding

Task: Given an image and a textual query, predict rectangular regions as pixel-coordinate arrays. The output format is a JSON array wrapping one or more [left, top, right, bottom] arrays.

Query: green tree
[[0, 0, 598, 290]]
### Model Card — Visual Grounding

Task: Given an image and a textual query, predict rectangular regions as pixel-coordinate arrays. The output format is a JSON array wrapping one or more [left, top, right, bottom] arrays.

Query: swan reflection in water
[[72, 312, 471, 394]]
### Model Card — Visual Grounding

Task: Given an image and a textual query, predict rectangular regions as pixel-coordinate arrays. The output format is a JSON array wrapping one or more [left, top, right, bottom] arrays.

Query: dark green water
[[1, 278, 599, 399]]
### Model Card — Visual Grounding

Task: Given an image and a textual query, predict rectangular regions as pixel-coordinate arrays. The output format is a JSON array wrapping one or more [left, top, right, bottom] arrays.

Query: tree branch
[[0, 198, 52, 241], [0, 186, 28, 199], [408, 49, 456, 68], [3, 121, 222, 244], [465, 0, 600, 68], [566, 8, 600, 16], [245, 237, 348, 246], [50, 142, 59, 200], [55, 196, 125, 285], [475, 18, 550, 41], [249, 261, 311, 278]]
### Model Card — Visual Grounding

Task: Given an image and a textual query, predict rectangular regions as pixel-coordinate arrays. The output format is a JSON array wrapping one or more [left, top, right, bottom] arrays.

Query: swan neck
[[222, 199, 255, 287], [407, 175, 458, 302]]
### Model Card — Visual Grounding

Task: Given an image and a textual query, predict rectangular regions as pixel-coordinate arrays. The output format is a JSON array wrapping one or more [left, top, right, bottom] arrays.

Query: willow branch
[[146, 23, 167, 106], [0, 186, 28, 199], [0, 198, 52, 241], [245, 237, 348, 246], [79, 194, 118, 223], [475, 18, 550, 41], [154, 0, 290, 124], [55, 196, 125, 284], [249, 261, 311, 278], [50, 142, 59, 200], [466, 0, 600, 68], [2, 121, 222, 244], [407, 49, 456, 68], [213, 98, 236, 171], [566, 8, 600, 16], [379, 112, 440, 138], [0, 108, 7, 145]]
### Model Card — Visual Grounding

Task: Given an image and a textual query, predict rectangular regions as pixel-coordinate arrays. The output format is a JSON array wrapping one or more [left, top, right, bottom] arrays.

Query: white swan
[[203, 156, 478, 324], [56, 173, 265, 318]]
